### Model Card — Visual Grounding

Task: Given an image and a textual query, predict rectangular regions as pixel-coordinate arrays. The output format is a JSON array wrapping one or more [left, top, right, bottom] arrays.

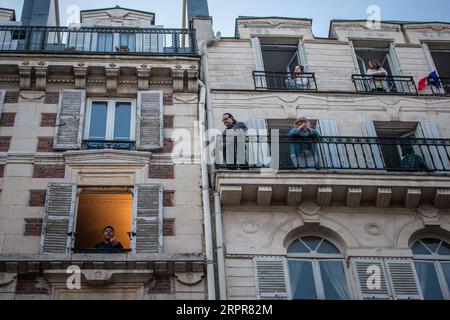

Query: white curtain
[[362, 118, 385, 169], [247, 118, 271, 167], [251, 37, 267, 89], [418, 121, 450, 171], [320, 261, 350, 300], [317, 119, 346, 168]]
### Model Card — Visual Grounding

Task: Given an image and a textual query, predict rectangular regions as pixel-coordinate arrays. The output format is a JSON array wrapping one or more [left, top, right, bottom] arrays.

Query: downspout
[[198, 79, 215, 300], [214, 192, 227, 300]]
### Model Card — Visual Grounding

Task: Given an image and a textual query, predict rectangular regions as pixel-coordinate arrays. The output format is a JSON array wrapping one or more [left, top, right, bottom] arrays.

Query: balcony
[[82, 140, 136, 151], [253, 71, 318, 91], [428, 77, 450, 96], [215, 136, 450, 173], [0, 25, 197, 55], [352, 74, 418, 95], [215, 136, 450, 208]]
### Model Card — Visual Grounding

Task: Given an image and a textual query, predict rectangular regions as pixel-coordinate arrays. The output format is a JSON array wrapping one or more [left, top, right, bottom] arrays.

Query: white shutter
[[131, 184, 163, 254], [251, 37, 267, 89], [136, 91, 164, 150], [54, 90, 85, 150], [248, 118, 271, 167], [0, 30, 13, 50], [418, 122, 450, 171], [254, 257, 291, 300], [318, 119, 347, 168], [422, 43, 438, 74], [297, 39, 308, 71], [348, 40, 361, 73], [385, 259, 423, 300], [351, 258, 391, 300], [40, 183, 77, 254], [388, 43, 402, 76], [0, 90, 5, 115], [362, 118, 385, 169]]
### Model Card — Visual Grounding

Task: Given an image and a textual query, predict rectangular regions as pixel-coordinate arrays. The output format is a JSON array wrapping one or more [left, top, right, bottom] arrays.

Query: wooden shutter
[[418, 121, 450, 171], [351, 258, 391, 300], [0, 90, 5, 115], [254, 257, 291, 300], [385, 259, 423, 300], [362, 118, 385, 169], [136, 91, 164, 150], [54, 90, 85, 150], [132, 184, 163, 254], [40, 183, 77, 254]]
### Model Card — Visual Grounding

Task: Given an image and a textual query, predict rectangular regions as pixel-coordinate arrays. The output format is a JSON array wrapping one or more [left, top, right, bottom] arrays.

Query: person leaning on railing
[[287, 117, 320, 169], [366, 59, 389, 92], [286, 65, 309, 89]]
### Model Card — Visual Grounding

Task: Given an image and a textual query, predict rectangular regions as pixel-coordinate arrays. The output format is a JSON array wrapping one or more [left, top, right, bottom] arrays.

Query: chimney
[[21, 0, 60, 26]]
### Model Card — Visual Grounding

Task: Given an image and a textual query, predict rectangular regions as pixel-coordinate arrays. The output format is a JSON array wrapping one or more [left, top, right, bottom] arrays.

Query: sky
[[1, 0, 450, 37]]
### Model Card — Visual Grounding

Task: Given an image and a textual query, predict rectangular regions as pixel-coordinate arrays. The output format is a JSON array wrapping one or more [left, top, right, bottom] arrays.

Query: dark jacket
[[223, 121, 248, 135], [94, 241, 124, 251], [287, 128, 320, 156]]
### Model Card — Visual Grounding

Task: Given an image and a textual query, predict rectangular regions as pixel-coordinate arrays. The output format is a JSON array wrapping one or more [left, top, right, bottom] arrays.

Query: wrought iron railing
[[215, 136, 450, 173], [0, 25, 197, 55], [253, 71, 318, 91], [428, 78, 450, 96], [352, 74, 418, 95], [82, 140, 136, 150]]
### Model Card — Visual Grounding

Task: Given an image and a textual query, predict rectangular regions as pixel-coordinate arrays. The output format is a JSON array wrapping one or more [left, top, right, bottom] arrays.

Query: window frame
[[286, 236, 350, 300], [412, 238, 450, 300], [84, 98, 136, 142]]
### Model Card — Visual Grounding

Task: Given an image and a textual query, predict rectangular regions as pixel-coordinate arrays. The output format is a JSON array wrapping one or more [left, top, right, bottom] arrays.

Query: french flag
[[418, 71, 441, 91]]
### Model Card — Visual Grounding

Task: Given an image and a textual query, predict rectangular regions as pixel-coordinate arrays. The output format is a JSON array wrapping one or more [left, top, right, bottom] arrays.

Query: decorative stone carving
[[74, 66, 88, 89], [34, 65, 48, 91], [186, 67, 198, 93], [417, 205, 440, 226], [172, 67, 185, 93], [298, 202, 321, 224], [242, 221, 258, 234], [137, 66, 151, 90], [175, 272, 204, 286], [19, 91, 45, 102], [365, 223, 383, 237], [0, 273, 16, 287], [19, 65, 32, 90], [105, 67, 119, 95]]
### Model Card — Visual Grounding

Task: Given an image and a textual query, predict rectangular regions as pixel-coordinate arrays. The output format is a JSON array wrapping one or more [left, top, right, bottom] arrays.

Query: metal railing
[[429, 78, 450, 96], [253, 71, 318, 91], [0, 25, 197, 55], [352, 74, 418, 95], [215, 136, 450, 173], [82, 140, 136, 150]]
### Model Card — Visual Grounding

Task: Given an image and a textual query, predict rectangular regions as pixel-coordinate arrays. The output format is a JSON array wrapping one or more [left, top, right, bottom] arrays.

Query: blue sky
[[2, 0, 450, 37]]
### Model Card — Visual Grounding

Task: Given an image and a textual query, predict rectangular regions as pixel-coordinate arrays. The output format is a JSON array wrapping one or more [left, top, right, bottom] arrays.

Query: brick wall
[[24, 218, 43, 236], [163, 190, 175, 207], [36, 137, 54, 152], [163, 93, 173, 106], [163, 115, 174, 128], [40, 113, 57, 127], [0, 113, 15, 127], [29, 190, 46, 207], [32, 164, 65, 178], [44, 92, 60, 104], [148, 164, 174, 179], [0, 164, 4, 178], [148, 275, 172, 294], [15, 275, 49, 295], [0, 137, 11, 152], [4, 92, 19, 103], [163, 219, 175, 236]]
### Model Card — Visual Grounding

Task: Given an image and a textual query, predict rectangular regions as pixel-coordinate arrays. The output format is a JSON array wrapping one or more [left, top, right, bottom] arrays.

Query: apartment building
[[0, 1, 206, 299], [194, 15, 450, 300]]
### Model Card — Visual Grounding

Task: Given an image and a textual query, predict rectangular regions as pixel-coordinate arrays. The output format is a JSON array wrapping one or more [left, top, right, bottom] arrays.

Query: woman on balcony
[[288, 117, 320, 169], [366, 59, 388, 92], [286, 65, 309, 90]]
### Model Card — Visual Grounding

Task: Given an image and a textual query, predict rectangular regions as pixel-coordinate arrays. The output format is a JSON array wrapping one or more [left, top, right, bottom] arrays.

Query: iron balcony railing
[[0, 25, 197, 55], [429, 78, 450, 96], [352, 74, 418, 95], [82, 140, 136, 150], [215, 136, 450, 173], [253, 71, 318, 91]]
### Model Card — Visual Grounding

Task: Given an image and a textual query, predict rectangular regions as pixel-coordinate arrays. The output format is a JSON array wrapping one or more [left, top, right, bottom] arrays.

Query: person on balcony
[[94, 226, 124, 252], [286, 65, 309, 90], [222, 113, 248, 134], [288, 117, 320, 169], [366, 59, 389, 92], [222, 113, 248, 166], [400, 146, 428, 172]]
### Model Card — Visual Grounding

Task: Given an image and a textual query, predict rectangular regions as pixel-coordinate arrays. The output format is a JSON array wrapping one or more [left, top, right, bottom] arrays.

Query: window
[[412, 238, 450, 300], [97, 32, 113, 52], [287, 236, 350, 300], [119, 33, 136, 51], [427, 42, 450, 95], [85, 99, 135, 142]]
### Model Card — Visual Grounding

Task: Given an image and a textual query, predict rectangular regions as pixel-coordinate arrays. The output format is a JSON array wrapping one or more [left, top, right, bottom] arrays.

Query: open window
[[427, 42, 450, 95]]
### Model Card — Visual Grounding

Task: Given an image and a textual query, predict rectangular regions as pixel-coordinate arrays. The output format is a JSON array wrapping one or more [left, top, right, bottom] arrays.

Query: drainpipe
[[214, 192, 227, 299], [198, 79, 215, 300]]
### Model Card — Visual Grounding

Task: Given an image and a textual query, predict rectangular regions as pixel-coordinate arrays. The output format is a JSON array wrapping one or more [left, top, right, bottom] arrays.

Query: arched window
[[412, 238, 450, 300], [287, 236, 350, 300]]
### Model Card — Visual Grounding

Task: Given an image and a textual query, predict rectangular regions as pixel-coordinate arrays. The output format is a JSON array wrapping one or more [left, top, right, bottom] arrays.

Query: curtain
[[251, 37, 267, 89], [248, 118, 271, 167], [320, 261, 350, 300], [318, 119, 346, 168], [288, 260, 304, 298], [418, 122, 450, 171]]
